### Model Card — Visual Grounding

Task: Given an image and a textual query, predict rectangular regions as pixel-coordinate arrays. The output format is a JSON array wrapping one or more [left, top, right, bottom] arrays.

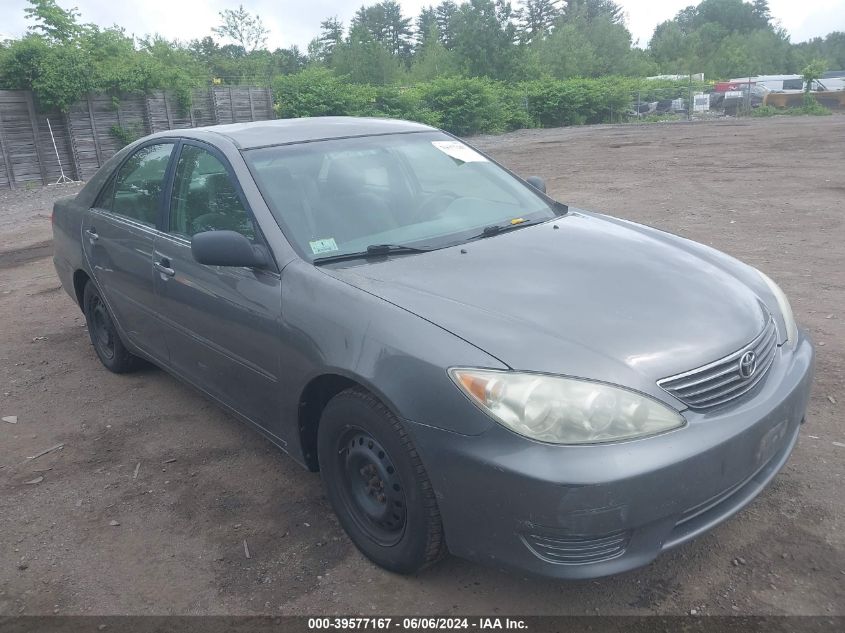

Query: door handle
[[85, 228, 99, 241], [154, 259, 175, 277]]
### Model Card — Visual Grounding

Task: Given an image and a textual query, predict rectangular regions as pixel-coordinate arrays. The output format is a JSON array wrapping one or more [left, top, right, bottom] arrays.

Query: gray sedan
[[51, 117, 814, 578]]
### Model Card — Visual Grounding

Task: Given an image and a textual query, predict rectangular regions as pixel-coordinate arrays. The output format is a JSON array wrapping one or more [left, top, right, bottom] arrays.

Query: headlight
[[449, 369, 685, 445], [756, 270, 798, 346]]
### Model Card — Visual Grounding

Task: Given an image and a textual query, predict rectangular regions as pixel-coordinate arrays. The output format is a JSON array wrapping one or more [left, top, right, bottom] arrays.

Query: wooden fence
[[0, 86, 274, 189]]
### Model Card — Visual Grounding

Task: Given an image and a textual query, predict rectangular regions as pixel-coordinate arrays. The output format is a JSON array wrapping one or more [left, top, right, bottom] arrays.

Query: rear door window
[[98, 143, 174, 226]]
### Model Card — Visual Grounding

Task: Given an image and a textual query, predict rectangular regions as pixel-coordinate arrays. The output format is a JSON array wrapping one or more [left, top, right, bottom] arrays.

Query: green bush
[[372, 86, 443, 128], [271, 72, 708, 136], [273, 67, 377, 118], [410, 77, 509, 136], [497, 84, 535, 132], [750, 105, 782, 117], [520, 77, 632, 127], [797, 93, 832, 116], [375, 80, 532, 134], [522, 80, 586, 127], [751, 97, 832, 118], [0, 29, 205, 113]]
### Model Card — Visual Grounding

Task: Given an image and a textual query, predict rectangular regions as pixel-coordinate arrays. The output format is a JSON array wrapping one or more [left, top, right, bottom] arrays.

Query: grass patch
[[753, 95, 832, 118]]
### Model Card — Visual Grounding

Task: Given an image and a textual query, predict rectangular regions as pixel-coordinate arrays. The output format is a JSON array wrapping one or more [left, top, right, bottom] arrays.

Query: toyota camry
[[52, 117, 814, 578]]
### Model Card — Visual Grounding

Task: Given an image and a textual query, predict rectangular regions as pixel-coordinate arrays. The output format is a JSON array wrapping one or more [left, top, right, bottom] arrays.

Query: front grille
[[521, 529, 630, 565], [658, 318, 778, 409]]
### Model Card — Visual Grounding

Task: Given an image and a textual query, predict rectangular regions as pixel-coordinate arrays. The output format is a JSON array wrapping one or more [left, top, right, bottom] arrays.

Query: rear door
[[82, 141, 175, 362], [152, 141, 283, 429]]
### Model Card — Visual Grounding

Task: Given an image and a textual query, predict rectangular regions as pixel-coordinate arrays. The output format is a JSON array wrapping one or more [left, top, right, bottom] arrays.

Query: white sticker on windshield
[[431, 141, 488, 163], [309, 238, 339, 255]]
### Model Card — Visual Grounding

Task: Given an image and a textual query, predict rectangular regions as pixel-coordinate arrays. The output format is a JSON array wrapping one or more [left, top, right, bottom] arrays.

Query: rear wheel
[[82, 282, 142, 374], [317, 388, 445, 574]]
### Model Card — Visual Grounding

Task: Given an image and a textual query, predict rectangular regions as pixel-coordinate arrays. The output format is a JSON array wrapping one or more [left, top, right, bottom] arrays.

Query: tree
[[23, 0, 82, 42], [0, 36, 53, 92], [189, 35, 257, 83], [320, 17, 345, 44], [751, 0, 771, 24], [24, 0, 83, 42], [351, 1, 413, 58], [536, 12, 636, 77], [684, 0, 770, 33], [272, 46, 307, 75], [794, 31, 845, 70], [415, 6, 438, 50], [5, 0, 845, 124], [450, 0, 521, 79], [332, 22, 402, 84], [518, 0, 561, 42], [802, 59, 827, 92], [561, 0, 624, 25], [649, 20, 692, 68], [434, 1, 459, 48], [536, 21, 598, 77], [410, 25, 457, 79], [28, 42, 93, 110], [647, 0, 798, 77], [382, 0, 414, 58], [316, 17, 344, 63], [212, 5, 268, 53]]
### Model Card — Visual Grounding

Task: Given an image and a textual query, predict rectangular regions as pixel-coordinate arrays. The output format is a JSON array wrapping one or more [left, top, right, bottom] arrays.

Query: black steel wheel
[[318, 388, 445, 574], [88, 292, 115, 361], [337, 429, 408, 546], [82, 281, 142, 374]]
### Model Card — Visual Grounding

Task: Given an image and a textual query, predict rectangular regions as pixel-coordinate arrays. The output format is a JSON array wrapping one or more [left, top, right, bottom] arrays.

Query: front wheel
[[82, 281, 142, 374], [317, 388, 445, 574]]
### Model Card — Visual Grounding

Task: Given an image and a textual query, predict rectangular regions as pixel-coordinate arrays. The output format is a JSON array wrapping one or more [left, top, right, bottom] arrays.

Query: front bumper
[[407, 333, 815, 579]]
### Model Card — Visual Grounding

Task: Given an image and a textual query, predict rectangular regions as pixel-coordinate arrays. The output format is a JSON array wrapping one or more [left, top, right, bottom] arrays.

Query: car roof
[[164, 116, 437, 150]]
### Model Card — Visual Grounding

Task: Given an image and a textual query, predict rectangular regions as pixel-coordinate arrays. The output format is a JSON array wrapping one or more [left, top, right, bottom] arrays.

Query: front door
[[153, 141, 283, 430], [82, 142, 175, 362]]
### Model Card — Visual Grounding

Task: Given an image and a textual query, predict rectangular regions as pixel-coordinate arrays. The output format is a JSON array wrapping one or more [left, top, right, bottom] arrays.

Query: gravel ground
[[0, 116, 843, 616]]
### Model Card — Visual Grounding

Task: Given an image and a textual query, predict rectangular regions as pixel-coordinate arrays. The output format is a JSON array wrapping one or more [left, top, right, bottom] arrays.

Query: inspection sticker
[[309, 238, 339, 255], [431, 140, 488, 163]]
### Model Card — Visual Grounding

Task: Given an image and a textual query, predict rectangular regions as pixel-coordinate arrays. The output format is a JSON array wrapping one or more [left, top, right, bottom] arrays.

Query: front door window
[[169, 145, 256, 240]]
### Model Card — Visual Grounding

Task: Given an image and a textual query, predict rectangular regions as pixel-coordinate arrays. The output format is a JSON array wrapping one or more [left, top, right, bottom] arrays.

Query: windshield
[[243, 131, 560, 261]]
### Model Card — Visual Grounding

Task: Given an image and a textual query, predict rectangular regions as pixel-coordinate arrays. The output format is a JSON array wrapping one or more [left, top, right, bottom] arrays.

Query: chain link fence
[[608, 81, 844, 125], [625, 84, 760, 123]]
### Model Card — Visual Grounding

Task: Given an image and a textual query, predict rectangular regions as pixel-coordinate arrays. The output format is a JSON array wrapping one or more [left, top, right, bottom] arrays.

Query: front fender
[[279, 260, 504, 462]]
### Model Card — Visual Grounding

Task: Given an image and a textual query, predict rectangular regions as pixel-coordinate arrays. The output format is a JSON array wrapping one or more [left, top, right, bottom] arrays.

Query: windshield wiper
[[466, 218, 547, 242], [313, 244, 431, 265]]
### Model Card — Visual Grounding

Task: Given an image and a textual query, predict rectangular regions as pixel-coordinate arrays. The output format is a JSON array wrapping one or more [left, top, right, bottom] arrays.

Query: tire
[[317, 388, 445, 574], [82, 281, 142, 374]]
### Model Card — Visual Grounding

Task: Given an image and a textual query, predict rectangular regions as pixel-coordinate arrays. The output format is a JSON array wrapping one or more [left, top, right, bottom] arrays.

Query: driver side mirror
[[525, 176, 546, 194], [191, 230, 269, 268]]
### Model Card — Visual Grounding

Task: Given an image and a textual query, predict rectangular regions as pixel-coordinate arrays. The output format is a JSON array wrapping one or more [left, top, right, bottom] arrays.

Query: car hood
[[325, 210, 770, 405]]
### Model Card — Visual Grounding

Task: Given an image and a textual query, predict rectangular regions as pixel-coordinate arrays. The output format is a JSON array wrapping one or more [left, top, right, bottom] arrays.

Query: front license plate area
[[756, 419, 789, 468]]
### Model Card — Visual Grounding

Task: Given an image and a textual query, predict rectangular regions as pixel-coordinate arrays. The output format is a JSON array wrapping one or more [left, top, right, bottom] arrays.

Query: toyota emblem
[[739, 351, 757, 379]]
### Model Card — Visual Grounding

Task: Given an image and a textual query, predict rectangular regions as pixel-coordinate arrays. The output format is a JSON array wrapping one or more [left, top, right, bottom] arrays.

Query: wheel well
[[298, 374, 358, 472], [73, 270, 91, 309]]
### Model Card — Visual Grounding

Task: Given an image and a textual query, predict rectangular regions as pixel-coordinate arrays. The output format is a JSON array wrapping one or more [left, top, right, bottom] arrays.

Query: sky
[[1, 0, 844, 50]]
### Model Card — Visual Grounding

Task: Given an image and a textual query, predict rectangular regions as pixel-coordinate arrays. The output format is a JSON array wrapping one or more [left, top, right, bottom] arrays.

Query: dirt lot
[[0, 116, 843, 616]]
